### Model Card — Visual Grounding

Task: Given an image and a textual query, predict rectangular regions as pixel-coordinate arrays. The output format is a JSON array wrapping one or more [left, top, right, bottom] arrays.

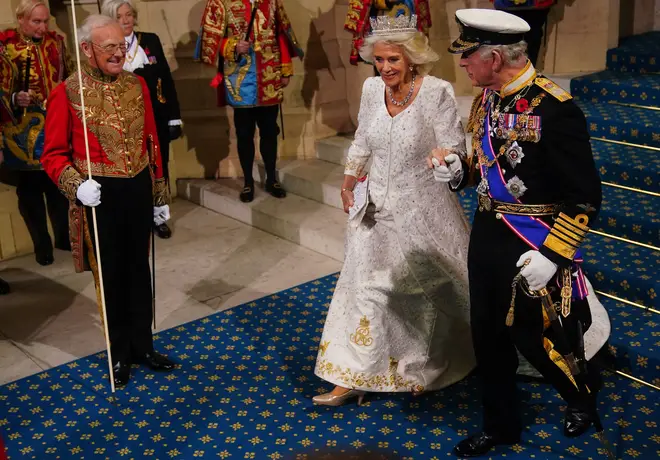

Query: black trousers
[[84, 169, 154, 365], [468, 210, 597, 438], [505, 8, 551, 66], [155, 117, 170, 184], [233, 105, 280, 185], [16, 170, 70, 256]]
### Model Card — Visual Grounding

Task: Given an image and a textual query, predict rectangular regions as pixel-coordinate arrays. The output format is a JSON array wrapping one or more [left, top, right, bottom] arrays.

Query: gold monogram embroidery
[[350, 316, 373, 347]]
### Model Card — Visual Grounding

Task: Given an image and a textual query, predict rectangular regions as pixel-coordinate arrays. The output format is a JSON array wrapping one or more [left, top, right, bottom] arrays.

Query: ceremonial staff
[[69, 1, 116, 393]]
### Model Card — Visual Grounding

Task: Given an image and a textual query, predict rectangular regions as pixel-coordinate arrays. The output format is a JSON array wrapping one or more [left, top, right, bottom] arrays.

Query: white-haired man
[[432, 9, 602, 457], [0, 0, 72, 266], [41, 14, 175, 387]]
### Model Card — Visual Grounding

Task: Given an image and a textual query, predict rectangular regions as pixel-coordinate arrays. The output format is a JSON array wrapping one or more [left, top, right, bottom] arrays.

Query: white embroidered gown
[[314, 76, 476, 392]]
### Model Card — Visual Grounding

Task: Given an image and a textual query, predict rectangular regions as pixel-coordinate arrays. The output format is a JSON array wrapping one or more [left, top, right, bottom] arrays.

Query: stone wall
[[0, 0, 630, 260]]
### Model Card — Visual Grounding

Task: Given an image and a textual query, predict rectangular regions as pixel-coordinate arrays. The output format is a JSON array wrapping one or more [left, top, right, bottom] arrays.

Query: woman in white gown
[[312, 16, 476, 405]]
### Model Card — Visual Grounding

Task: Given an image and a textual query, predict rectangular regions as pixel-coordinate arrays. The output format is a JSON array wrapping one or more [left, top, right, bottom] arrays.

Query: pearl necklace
[[388, 74, 416, 107]]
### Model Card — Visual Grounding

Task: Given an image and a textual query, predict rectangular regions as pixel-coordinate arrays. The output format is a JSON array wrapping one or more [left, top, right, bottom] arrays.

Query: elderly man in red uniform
[[1, 0, 73, 266], [41, 14, 175, 387]]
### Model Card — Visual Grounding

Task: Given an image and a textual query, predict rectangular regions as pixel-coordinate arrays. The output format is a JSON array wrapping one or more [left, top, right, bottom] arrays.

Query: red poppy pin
[[144, 47, 150, 55], [516, 98, 529, 112]]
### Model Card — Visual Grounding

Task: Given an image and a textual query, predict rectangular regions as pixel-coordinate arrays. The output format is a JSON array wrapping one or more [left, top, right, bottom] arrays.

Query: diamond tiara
[[369, 14, 418, 36]]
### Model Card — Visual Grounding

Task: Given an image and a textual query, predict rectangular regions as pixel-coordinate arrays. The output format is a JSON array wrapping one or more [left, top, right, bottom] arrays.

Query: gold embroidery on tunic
[[65, 71, 147, 178], [156, 78, 166, 103], [350, 316, 373, 347]]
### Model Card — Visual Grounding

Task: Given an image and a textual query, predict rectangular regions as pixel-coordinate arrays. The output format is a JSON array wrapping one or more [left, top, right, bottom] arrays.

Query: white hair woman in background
[[312, 16, 476, 406], [101, 0, 182, 240]]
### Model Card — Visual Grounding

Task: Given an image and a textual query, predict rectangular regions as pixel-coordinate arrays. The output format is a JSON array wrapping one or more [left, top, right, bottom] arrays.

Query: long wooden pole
[[70, 2, 115, 394]]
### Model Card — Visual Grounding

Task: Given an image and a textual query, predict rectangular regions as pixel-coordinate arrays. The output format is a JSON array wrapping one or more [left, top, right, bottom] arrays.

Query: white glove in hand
[[432, 153, 463, 183], [76, 179, 101, 207], [516, 250, 558, 291], [154, 205, 171, 226]]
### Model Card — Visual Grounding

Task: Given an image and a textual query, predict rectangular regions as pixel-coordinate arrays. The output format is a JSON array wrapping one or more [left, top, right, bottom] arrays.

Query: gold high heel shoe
[[312, 389, 366, 406]]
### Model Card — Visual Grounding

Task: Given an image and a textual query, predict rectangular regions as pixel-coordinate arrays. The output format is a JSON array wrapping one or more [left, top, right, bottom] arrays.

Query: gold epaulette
[[542, 212, 590, 260], [535, 77, 572, 102]]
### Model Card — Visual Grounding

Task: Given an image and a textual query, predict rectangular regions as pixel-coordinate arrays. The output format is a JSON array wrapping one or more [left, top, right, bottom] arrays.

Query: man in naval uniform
[[42, 15, 175, 387], [431, 9, 603, 457]]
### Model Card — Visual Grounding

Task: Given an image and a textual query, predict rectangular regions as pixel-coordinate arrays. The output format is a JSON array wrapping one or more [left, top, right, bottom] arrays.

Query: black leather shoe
[[35, 252, 54, 266], [564, 406, 594, 438], [0, 278, 9, 295], [113, 362, 131, 387], [155, 223, 172, 239], [265, 181, 286, 199], [138, 352, 176, 372], [453, 432, 520, 458], [240, 186, 254, 203]]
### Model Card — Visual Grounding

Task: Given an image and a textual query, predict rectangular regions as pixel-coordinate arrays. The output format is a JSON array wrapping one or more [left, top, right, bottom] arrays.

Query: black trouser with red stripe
[[468, 209, 599, 438]]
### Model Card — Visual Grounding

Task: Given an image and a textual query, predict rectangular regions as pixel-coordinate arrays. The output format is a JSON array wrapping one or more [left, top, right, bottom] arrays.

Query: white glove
[[76, 179, 101, 207], [432, 153, 463, 183], [516, 250, 558, 291], [154, 205, 171, 226]]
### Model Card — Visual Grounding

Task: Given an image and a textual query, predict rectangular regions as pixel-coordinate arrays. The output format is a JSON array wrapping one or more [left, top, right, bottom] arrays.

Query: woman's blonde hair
[[15, 0, 47, 20], [101, 0, 138, 25], [359, 31, 439, 76]]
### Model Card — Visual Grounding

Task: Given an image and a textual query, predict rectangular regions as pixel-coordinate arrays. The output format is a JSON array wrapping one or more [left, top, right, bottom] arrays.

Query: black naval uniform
[[452, 64, 602, 440]]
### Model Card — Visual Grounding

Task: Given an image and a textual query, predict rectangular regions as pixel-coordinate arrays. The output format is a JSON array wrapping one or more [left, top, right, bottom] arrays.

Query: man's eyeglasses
[[92, 42, 127, 55]]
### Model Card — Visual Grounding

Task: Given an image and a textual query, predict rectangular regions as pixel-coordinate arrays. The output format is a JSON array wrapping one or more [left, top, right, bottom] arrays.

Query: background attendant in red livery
[[196, 0, 304, 203], [344, 0, 431, 66], [41, 15, 175, 387], [101, 0, 182, 240], [0, 0, 73, 266], [491, 0, 556, 66]]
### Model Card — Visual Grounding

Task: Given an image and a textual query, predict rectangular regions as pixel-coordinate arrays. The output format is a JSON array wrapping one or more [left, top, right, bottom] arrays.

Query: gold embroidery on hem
[[315, 357, 422, 391]]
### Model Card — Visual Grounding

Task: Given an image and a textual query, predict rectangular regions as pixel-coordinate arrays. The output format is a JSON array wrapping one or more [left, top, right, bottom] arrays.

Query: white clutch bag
[[348, 175, 369, 223]]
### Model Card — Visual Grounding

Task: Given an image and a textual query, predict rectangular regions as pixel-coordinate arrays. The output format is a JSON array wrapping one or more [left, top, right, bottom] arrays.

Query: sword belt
[[478, 194, 560, 216]]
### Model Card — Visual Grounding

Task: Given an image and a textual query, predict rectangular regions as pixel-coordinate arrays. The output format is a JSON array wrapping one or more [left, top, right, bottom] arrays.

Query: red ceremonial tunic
[[42, 64, 167, 272]]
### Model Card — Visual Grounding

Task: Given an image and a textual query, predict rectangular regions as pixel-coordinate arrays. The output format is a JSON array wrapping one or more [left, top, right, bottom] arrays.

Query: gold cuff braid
[[153, 177, 170, 207], [543, 212, 590, 260], [58, 165, 84, 202]]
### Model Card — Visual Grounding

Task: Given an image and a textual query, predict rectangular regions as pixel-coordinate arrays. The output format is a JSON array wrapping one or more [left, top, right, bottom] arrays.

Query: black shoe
[[265, 181, 286, 198], [453, 432, 520, 458], [240, 185, 254, 203], [0, 278, 9, 295], [35, 252, 54, 266], [113, 361, 131, 387], [155, 223, 172, 239], [137, 352, 176, 372], [564, 406, 594, 438]]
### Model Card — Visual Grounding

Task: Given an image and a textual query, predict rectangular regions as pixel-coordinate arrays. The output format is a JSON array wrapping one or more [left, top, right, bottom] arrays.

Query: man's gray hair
[[100, 0, 138, 23], [479, 41, 528, 65], [77, 14, 119, 45]]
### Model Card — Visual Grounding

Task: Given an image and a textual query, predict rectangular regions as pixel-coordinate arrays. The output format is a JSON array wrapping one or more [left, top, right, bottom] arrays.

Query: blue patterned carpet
[[1, 275, 658, 460], [591, 141, 659, 194], [606, 31, 660, 74]]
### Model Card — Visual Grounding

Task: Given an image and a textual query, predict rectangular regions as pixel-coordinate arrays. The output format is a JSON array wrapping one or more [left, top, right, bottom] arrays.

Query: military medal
[[505, 176, 527, 199], [477, 176, 489, 196], [505, 141, 524, 168]]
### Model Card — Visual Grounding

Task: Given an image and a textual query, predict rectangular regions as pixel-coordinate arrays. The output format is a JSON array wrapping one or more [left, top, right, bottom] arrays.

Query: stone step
[[253, 159, 345, 209], [177, 179, 346, 262]]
